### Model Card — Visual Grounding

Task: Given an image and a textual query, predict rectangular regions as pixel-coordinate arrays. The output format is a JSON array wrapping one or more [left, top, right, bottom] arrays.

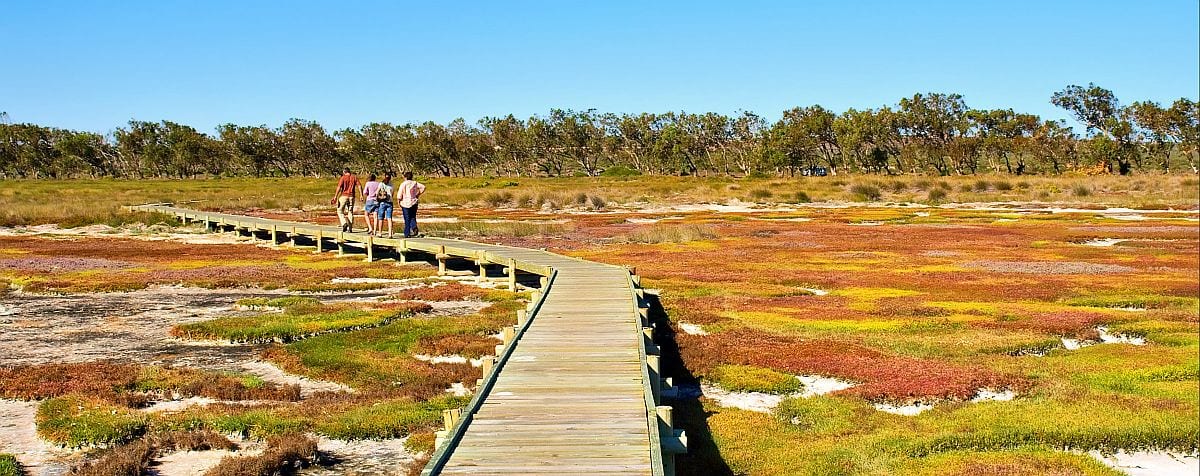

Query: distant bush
[[927, 188, 948, 203], [588, 195, 608, 210], [973, 180, 991, 192], [994, 180, 1014, 191], [887, 181, 908, 193], [1073, 184, 1092, 197], [573, 192, 589, 205], [621, 224, 717, 244], [849, 183, 882, 201], [749, 189, 773, 200], [958, 184, 973, 193], [601, 165, 641, 177], [792, 191, 812, 203], [482, 191, 513, 207], [937, 180, 953, 190], [912, 179, 933, 191]]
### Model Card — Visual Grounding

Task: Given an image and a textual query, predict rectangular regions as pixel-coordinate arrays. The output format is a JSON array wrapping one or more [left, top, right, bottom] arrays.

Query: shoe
[[341, 224, 348, 232]]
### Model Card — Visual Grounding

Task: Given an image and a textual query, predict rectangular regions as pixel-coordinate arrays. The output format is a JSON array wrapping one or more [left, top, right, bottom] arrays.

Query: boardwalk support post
[[270, 225, 279, 245], [647, 354, 662, 403], [337, 232, 346, 256], [437, 245, 449, 275], [476, 252, 488, 283], [366, 235, 375, 262], [506, 258, 517, 291], [643, 327, 659, 355], [516, 310, 528, 327], [398, 240, 408, 263], [315, 230, 323, 253], [658, 405, 686, 476]]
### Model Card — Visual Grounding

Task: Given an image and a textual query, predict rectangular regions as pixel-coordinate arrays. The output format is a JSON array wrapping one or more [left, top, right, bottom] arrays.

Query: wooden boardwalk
[[128, 205, 685, 476]]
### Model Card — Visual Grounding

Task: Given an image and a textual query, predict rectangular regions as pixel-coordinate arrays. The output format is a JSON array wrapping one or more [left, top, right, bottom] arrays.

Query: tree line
[[2, 84, 1196, 179]]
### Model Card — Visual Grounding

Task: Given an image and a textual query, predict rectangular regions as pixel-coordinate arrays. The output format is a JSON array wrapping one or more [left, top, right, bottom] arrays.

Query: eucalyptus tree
[[1051, 83, 1137, 174], [897, 93, 971, 175], [1166, 98, 1200, 173], [969, 109, 1039, 174]]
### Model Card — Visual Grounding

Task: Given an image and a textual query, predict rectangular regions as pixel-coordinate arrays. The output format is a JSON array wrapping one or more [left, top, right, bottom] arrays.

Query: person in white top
[[396, 171, 426, 238]]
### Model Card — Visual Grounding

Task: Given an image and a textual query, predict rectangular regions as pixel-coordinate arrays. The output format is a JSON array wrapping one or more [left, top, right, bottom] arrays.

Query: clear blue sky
[[1, 1, 1197, 135]]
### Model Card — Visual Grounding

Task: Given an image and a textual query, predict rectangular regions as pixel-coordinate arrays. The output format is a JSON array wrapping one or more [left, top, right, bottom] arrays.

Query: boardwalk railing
[[127, 205, 685, 475]]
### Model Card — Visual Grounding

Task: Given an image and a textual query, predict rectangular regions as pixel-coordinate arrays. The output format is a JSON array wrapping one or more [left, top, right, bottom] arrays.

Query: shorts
[[376, 201, 393, 220], [364, 199, 379, 213]]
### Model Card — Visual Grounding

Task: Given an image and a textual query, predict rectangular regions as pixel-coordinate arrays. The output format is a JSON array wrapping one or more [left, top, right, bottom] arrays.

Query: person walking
[[375, 174, 395, 238], [361, 173, 382, 235], [331, 168, 359, 232], [396, 171, 426, 238]]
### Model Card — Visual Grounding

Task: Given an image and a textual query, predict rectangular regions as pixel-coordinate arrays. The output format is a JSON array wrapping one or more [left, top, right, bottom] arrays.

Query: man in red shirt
[[331, 168, 359, 232]]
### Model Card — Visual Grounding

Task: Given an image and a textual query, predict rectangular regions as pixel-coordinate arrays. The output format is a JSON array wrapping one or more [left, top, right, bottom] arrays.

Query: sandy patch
[[701, 383, 788, 413], [0, 399, 77, 475], [799, 287, 829, 296], [970, 388, 1016, 402], [303, 437, 421, 475], [413, 354, 484, 367], [1098, 326, 1147, 345], [1088, 450, 1200, 476], [965, 260, 1135, 275], [796, 375, 856, 397], [1082, 238, 1127, 247], [446, 382, 471, 397], [872, 401, 935, 416], [676, 322, 708, 336], [150, 439, 266, 476], [239, 361, 353, 397]]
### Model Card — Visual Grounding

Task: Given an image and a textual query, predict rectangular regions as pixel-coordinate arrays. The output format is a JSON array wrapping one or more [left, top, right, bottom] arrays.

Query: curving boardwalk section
[[127, 205, 685, 476]]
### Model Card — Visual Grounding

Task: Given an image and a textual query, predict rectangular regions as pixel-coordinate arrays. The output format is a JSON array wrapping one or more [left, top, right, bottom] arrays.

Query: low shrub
[[792, 191, 812, 203], [588, 195, 608, 210], [620, 224, 718, 244], [973, 180, 991, 192], [37, 396, 148, 448], [1073, 184, 1092, 197], [748, 189, 773, 200], [70, 431, 234, 476], [927, 188, 948, 203], [993, 180, 1014, 191], [0, 455, 21, 476], [774, 395, 858, 434], [707, 365, 801, 394], [849, 183, 883, 201], [204, 433, 317, 476]]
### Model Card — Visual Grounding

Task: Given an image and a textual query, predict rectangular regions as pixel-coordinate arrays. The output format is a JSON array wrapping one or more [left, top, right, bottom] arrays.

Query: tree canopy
[[2, 85, 1196, 179]]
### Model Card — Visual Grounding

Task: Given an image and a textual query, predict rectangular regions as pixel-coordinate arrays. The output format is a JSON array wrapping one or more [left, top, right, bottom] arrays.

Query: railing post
[[315, 230, 323, 253], [648, 354, 661, 404], [337, 231, 346, 256], [366, 235, 375, 262], [506, 258, 517, 291], [476, 252, 488, 283], [398, 239, 408, 263]]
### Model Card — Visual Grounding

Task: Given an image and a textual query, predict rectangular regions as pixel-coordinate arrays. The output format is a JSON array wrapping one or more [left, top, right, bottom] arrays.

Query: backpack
[[375, 185, 391, 202]]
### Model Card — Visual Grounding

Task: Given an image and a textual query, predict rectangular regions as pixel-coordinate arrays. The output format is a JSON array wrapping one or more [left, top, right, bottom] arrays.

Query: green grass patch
[[708, 365, 801, 394], [0, 454, 22, 476], [172, 302, 431, 343], [37, 396, 148, 448], [314, 395, 468, 440]]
